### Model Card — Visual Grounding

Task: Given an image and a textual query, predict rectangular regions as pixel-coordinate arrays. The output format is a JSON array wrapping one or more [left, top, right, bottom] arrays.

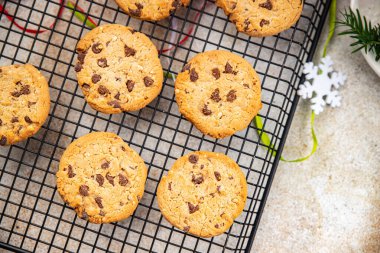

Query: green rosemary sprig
[[337, 8, 380, 61]]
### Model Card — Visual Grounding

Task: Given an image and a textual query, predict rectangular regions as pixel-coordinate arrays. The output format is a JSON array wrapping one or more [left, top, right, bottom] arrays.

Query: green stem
[[254, 0, 337, 163], [67, 1, 97, 29]]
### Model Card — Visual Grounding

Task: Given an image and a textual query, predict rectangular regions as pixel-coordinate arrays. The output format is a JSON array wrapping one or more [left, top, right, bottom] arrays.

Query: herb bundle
[[337, 8, 380, 61]]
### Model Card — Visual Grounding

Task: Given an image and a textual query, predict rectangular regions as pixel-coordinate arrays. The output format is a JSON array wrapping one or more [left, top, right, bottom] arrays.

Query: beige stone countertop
[[251, 0, 380, 252]]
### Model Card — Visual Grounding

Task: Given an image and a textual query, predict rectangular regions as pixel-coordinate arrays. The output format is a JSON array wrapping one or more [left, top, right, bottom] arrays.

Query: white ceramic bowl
[[350, 0, 380, 77]]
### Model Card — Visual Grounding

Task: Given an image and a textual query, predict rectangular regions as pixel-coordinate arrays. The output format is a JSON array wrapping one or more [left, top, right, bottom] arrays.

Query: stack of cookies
[[0, 0, 304, 238]]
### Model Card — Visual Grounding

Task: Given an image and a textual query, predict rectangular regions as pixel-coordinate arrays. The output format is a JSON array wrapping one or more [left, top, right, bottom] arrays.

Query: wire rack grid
[[0, 0, 330, 252]]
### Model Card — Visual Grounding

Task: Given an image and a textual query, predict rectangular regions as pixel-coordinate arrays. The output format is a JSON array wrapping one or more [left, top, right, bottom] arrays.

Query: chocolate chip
[[119, 174, 128, 186], [114, 92, 120, 100], [11, 117, 18, 123], [77, 50, 87, 64], [92, 74, 101, 84], [21, 85, 30, 95], [243, 83, 250, 88], [96, 174, 104, 186], [74, 63, 83, 72], [79, 185, 89, 196], [28, 101, 36, 107], [99, 210, 105, 216], [82, 83, 90, 90], [11, 85, 30, 97], [217, 185, 221, 193], [121, 146, 126, 151], [260, 19, 270, 27], [0, 135, 6, 146], [128, 8, 141, 17], [226, 90, 237, 102], [101, 161, 110, 169], [212, 68, 220, 80], [124, 45, 136, 57], [172, 0, 181, 8], [182, 64, 191, 72], [224, 62, 236, 74], [214, 171, 221, 181], [107, 100, 121, 108], [168, 182, 172, 191], [98, 85, 109, 95], [126, 80, 135, 92], [215, 224, 220, 228], [189, 154, 198, 164], [259, 0, 273, 10], [81, 211, 88, 220], [192, 174, 204, 184], [97, 58, 108, 68], [143, 76, 154, 87], [202, 104, 212, 116], [228, 176, 234, 180], [210, 88, 221, 102], [67, 165, 76, 178], [137, 195, 141, 201], [188, 202, 199, 214], [92, 42, 103, 54], [190, 68, 198, 82], [183, 226, 190, 232], [95, 197, 103, 208], [106, 173, 115, 186], [244, 19, 251, 31], [0, 119, 2, 126]]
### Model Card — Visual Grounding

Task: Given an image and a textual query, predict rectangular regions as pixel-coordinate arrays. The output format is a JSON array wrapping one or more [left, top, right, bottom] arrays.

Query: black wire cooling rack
[[0, 0, 331, 252]]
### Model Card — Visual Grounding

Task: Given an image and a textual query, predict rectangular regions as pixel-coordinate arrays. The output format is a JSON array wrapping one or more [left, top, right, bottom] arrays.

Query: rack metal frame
[[0, 0, 331, 252]]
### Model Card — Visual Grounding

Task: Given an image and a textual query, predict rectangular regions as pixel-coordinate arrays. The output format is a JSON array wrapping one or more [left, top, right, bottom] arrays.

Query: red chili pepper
[[0, 0, 64, 34], [159, 1, 207, 54]]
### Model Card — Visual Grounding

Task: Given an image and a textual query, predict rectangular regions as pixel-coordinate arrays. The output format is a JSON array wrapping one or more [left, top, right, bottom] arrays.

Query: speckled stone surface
[[251, 0, 380, 252]]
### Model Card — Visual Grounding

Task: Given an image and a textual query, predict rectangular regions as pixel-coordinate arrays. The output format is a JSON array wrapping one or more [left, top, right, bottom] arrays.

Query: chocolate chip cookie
[[56, 132, 147, 223], [75, 24, 163, 114], [0, 64, 50, 146], [175, 50, 262, 138], [115, 0, 190, 21], [216, 0, 303, 37], [157, 151, 247, 237]]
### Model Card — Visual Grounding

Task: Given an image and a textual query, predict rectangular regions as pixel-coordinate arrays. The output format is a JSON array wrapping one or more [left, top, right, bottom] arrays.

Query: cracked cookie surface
[[0, 64, 50, 146], [175, 50, 262, 139], [57, 132, 147, 223], [216, 0, 303, 37], [157, 151, 247, 237], [115, 0, 190, 21], [75, 24, 163, 114]]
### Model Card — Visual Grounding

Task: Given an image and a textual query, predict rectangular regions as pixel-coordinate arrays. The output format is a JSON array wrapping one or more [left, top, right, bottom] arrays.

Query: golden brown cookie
[[175, 50, 262, 139], [75, 24, 163, 114], [0, 64, 50, 146], [216, 0, 303, 37], [56, 132, 147, 224], [115, 0, 190, 21], [157, 151, 247, 237]]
